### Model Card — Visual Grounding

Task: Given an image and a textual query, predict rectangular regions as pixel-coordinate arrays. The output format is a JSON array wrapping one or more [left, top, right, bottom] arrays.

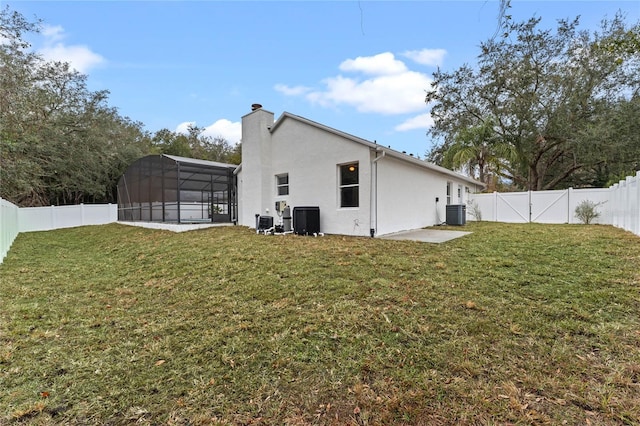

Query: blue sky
[[7, 1, 640, 157]]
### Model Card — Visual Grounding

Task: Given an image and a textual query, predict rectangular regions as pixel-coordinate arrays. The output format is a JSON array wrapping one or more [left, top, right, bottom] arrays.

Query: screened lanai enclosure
[[117, 154, 237, 224]]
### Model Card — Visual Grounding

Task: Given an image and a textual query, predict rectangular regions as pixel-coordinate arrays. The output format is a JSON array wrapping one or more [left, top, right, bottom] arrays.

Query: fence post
[[617, 179, 625, 230], [612, 182, 620, 228], [50, 205, 56, 231], [567, 187, 572, 224], [626, 176, 632, 232], [81, 203, 85, 226], [636, 171, 640, 235], [493, 191, 498, 222]]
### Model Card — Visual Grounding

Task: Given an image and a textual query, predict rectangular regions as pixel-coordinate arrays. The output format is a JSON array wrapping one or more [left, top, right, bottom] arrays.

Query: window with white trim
[[339, 163, 359, 208], [276, 174, 289, 196]]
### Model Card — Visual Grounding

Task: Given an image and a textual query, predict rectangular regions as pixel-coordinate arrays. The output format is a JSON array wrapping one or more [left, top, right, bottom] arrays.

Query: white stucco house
[[235, 105, 484, 237]]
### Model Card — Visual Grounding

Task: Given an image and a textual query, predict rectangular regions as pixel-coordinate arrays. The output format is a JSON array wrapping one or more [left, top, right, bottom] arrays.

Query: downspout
[[370, 149, 386, 237], [232, 172, 237, 225]]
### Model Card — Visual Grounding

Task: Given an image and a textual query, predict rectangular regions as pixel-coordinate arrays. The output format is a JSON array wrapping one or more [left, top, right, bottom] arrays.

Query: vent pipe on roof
[[251, 103, 262, 111]]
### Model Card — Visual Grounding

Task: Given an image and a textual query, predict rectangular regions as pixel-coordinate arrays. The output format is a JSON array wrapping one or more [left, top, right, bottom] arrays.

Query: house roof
[[269, 112, 485, 188], [163, 154, 237, 170]]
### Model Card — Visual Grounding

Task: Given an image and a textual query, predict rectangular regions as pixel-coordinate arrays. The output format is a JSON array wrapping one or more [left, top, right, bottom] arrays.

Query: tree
[[439, 119, 516, 190], [426, 13, 640, 191], [0, 6, 151, 206], [151, 128, 192, 158], [151, 126, 241, 164]]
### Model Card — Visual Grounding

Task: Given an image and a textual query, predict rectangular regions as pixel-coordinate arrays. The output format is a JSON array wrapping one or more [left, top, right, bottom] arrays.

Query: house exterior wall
[[238, 109, 372, 236], [237, 109, 275, 228], [375, 155, 474, 235], [238, 108, 482, 236], [270, 118, 372, 237]]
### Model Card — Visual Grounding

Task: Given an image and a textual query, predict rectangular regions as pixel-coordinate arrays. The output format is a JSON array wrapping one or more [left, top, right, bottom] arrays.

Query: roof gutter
[[373, 149, 386, 163], [370, 149, 386, 237]]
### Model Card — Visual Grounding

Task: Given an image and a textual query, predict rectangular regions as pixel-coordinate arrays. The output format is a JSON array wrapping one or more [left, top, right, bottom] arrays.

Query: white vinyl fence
[[19, 203, 117, 232], [469, 171, 640, 236], [610, 171, 640, 236], [469, 188, 611, 224], [1, 198, 19, 262], [0, 199, 117, 264]]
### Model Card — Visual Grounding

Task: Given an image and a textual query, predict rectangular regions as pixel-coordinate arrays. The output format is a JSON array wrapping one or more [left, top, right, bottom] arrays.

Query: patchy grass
[[1, 222, 639, 425]]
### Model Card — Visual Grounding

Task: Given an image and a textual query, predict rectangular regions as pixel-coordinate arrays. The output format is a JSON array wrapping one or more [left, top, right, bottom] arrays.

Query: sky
[[6, 0, 640, 157]]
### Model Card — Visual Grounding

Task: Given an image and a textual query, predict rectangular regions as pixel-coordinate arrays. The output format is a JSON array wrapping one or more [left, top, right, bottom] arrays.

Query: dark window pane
[[276, 174, 289, 195], [277, 175, 288, 185], [340, 164, 358, 185], [341, 186, 359, 207], [277, 186, 289, 196]]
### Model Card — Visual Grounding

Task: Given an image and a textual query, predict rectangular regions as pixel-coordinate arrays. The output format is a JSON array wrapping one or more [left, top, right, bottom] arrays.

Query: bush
[[575, 200, 605, 224], [467, 200, 482, 221]]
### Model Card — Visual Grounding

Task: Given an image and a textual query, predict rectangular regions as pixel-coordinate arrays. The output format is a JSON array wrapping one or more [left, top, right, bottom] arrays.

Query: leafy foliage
[[575, 199, 605, 224], [440, 119, 517, 191], [0, 6, 240, 207], [151, 126, 241, 164], [427, 12, 640, 191], [0, 6, 152, 206]]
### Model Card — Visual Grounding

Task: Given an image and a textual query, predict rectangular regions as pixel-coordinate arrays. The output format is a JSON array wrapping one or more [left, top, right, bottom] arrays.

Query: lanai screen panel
[[117, 154, 236, 223]]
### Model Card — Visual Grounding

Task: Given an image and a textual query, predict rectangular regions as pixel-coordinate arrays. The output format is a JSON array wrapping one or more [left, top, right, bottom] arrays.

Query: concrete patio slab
[[379, 228, 471, 243], [117, 221, 232, 233]]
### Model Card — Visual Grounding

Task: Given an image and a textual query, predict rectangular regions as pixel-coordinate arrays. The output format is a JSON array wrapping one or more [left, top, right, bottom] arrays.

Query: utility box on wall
[[293, 206, 320, 235], [446, 204, 466, 226]]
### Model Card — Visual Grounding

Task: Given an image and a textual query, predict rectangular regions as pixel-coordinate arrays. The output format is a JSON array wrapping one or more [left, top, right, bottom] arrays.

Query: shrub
[[467, 200, 482, 221], [575, 200, 605, 224]]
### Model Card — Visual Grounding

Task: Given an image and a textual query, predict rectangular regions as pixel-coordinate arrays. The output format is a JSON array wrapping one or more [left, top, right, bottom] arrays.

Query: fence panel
[[0, 198, 20, 263], [568, 188, 611, 225], [19, 204, 117, 233], [468, 193, 496, 221]]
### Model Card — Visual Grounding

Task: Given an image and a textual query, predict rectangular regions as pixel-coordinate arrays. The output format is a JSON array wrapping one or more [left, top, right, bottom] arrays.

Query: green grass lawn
[[1, 222, 639, 425]]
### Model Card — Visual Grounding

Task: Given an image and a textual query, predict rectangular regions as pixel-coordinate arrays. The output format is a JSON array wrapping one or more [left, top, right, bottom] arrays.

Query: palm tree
[[442, 119, 516, 189]]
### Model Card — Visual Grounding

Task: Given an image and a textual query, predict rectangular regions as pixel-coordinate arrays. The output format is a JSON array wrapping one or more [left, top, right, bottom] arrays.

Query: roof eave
[[266, 112, 486, 190], [376, 148, 485, 188]]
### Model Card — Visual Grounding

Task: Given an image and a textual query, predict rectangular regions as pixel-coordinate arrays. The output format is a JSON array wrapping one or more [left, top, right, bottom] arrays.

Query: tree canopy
[[151, 126, 241, 165], [426, 12, 640, 191], [0, 6, 240, 207]]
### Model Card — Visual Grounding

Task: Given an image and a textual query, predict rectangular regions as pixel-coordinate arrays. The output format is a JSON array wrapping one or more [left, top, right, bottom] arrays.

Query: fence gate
[[495, 192, 530, 223], [530, 190, 570, 223]]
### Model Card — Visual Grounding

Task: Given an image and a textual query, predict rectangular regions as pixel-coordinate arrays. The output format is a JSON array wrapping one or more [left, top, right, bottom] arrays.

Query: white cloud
[[203, 119, 241, 144], [41, 25, 65, 42], [307, 72, 430, 115], [277, 52, 433, 116], [339, 52, 407, 75], [274, 84, 311, 96], [176, 119, 242, 145], [175, 121, 196, 134], [401, 49, 447, 67], [394, 113, 434, 131], [38, 24, 105, 73]]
